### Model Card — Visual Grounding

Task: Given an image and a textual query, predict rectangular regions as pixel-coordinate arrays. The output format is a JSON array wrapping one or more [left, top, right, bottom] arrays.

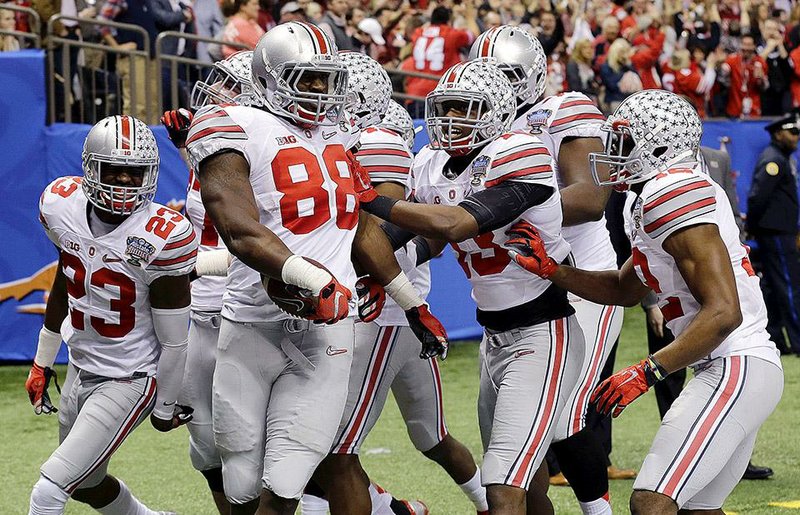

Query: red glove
[[25, 362, 60, 415], [405, 305, 449, 360], [160, 108, 194, 149], [310, 277, 352, 324], [348, 151, 378, 204], [504, 220, 559, 279], [356, 276, 386, 323], [591, 357, 663, 417]]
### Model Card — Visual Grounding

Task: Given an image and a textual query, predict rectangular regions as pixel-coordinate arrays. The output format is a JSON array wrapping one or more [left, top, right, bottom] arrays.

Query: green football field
[[2, 308, 799, 514]]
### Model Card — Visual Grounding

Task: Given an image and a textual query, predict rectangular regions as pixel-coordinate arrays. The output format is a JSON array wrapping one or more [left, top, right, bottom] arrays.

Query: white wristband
[[195, 249, 230, 277], [280, 255, 333, 294], [35, 326, 62, 368], [384, 273, 424, 311]]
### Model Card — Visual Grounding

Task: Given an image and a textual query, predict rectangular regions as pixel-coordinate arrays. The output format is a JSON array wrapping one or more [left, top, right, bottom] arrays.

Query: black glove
[[160, 108, 194, 149]]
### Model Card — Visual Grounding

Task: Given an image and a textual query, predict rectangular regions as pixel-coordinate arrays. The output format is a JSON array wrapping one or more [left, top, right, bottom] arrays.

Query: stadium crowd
[[4, 0, 800, 117]]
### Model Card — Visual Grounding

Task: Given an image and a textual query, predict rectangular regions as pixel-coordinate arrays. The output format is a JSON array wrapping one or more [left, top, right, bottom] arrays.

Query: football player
[[468, 26, 622, 514], [185, 23, 446, 515], [159, 50, 256, 515], [308, 53, 487, 515], [27, 115, 197, 515], [355, 59, 586, 515], [507, 90, 783, 515]]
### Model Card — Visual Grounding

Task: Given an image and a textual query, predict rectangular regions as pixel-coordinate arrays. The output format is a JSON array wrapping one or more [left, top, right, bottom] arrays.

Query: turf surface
[[2, 308, 798, 514]]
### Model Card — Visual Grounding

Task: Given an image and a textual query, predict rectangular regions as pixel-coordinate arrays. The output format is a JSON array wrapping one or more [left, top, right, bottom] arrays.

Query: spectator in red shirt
[[665, 47, 719, 118], [789, 42, 800, 107], [719, 34, 769, 117], [404, 5, 477, 99], [620, 0, 650, 35], [627, 16, 665, 89]]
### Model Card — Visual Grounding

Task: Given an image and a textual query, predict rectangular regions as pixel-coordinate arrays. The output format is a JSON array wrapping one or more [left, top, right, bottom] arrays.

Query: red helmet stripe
[[120, 115, 131, 150], [305, 22, 329, 54], [446, 67, 458, 83]]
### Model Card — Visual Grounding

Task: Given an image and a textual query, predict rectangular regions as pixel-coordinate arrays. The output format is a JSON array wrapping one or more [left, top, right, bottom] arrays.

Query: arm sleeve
[[381, 221, 418, 250], [146, 216, 199, 280], [459, 181, 554, 234], [642, 175, 718, 244], [185, 105, 249, 169], [151, 306, 190, 420]]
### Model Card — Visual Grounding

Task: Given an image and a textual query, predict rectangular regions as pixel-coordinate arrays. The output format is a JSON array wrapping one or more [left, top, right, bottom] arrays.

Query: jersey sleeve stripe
[[193, 109, 229, 125], [559, 99, 597, 109], [363, 165, 410, 174], [357, 148, 411, 158], [486, 165, 553, 187], [550, 112, 606, 128], [151, 248, 198, 267], [643, 179, 714, 213], [186, 125, 246, 146], [644, 197, 716, 234], [164, 231, 197, 251], [491, 147, 550, 167]]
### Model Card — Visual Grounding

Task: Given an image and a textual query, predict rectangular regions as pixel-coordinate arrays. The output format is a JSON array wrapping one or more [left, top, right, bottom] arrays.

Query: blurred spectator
[[593, 16, 621, 70], [674, 2, 721, 55], [482, 10, 501, 31], [149, 0, 197, 110], [346, 6, 366, 33], [789, 41, 800, 108], [319, 0, 355, 51], [534, 10, 564, 56], [220, 0, 265, 58], [195, 0, 225, 63], [759, 18, 791, 115], [1, 7, 21, 51], [306, 1, 323, 23], [257, 0, 276, 31], [719, 34, 768, 117], [665, 47, 718, 118], [567, 38, 600, 102], [279, 1, 306, 23], [404, 5, 477, 99], [355, 17, 385, 58], [599, 38, 641, 112], [627, 14, 664, 89], [98, 0, 160, 123], [620, 0, 649, 35]]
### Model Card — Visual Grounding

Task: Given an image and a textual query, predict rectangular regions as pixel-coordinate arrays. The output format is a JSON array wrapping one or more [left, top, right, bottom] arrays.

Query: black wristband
[[643, 354, 669, 386], [361, 195, 398, 221]]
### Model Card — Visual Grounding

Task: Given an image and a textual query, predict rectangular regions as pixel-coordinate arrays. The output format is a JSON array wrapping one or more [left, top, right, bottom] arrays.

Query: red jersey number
[[50, 177, 80, 198], [146, 207, 184, 240], [272, 145, 358, 235], [452, 233, 511, 278], [61, 252, 136, 338]]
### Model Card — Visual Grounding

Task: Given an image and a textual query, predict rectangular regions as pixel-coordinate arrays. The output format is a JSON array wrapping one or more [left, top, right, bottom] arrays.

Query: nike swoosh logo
[[102, 254, 122, 263], [333, 291, 345, 317], [326, 345, 347, 356], [322, 131, 337, 140], [618, 369, 639, 388]]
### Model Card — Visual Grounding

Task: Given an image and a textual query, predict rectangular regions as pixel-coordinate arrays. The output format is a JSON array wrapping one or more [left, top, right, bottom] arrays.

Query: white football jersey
[[186, 104, 361, 322], [355, 127, 430, 326], [623, 164, 781, 367], [511, 92, 617, 272], [185, 168, 227, 313], [39, 176, 198, 378], [409, 133, 569, 312]]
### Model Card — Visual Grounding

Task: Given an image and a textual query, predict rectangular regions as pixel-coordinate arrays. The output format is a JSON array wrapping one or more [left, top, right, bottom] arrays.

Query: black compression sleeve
[[380, 221, 417, 251], [458, 181, 554, 234], [411, 236, 433, 266]]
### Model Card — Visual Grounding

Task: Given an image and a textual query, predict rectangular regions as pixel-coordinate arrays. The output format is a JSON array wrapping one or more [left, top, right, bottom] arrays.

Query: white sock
[[96, 480, 158, 515], [300, 493, 329, 515], [29, 476, 70, 515], [368, 483, 396, 515], [458, 470, 488, 512], [579, 493, 612, 515]]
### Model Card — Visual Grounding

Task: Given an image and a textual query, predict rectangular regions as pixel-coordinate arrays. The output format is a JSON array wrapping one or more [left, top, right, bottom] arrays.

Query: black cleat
[[742, 462, 774, 480]]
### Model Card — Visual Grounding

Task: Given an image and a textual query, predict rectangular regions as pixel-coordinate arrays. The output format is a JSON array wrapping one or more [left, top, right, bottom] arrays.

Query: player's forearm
[[651, 303, 743, 373], [387, 201, 479, 242], [549, 266, 645, 307], [213, 217, 292, 280], [44, 262, 69, 334], [560, 183, 608, 226], [353, 212, 402, 284], [151, 306, 190, 420]]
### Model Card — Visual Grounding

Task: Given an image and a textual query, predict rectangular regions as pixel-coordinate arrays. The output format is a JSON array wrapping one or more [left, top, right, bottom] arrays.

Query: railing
[[47, 15, 152, 124], [156, 32, 248, 113], [0, 4, 41, 48]]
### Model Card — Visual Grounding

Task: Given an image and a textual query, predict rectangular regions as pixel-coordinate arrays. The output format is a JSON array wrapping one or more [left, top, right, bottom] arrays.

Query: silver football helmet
[[468, 26, 547, 105], [251, 21, 348, 126], [191, 50, 259, 110], [589, 90, 703, 191], [339, 51, 392, 130], [425, 60, 515, 155], [81, 115, 159, 216], [379, 100, 416, 149]]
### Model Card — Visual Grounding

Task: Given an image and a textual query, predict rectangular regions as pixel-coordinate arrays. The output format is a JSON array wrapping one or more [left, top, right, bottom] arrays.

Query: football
[[261, 258, 329, 318]]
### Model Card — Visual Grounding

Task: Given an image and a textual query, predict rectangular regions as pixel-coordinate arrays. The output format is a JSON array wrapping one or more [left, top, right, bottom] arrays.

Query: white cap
[[357, 18, 385, 45], [280, 2, 303, 15]]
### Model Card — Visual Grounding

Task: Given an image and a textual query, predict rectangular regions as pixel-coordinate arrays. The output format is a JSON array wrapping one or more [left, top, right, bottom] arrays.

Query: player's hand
[[356, 276, 386, 323], [645, 306, 665, 338], [160, 108, 194, 149], [503, 220, 559, 279], [150, 404, 194, 432], [348, 151, 378, 204], [405, 305, 449, 360], [591, 360, 652, 418], [25, 362, 60, 415], [309, 276, 352, 325]]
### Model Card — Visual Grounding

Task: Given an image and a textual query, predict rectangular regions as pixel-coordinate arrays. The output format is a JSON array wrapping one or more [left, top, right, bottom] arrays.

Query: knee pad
[[30, 476, 70, 515], [200, 467, 225, 493]]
